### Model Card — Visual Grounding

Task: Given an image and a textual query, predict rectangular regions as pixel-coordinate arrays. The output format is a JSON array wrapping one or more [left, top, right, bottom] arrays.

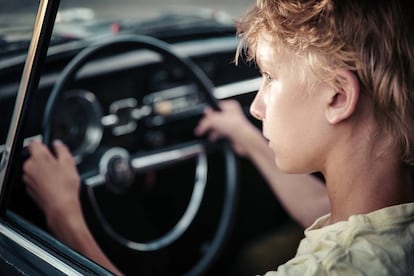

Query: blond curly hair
[[236, 0, 414, 164]]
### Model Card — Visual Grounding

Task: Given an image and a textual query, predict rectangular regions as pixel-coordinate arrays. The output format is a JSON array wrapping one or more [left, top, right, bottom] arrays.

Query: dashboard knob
[[106, 156, 134, 193]]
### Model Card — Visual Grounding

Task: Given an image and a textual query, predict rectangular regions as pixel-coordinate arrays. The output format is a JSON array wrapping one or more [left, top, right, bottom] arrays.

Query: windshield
[[0, 0, 252, 60], [0, 2, 37, 59]]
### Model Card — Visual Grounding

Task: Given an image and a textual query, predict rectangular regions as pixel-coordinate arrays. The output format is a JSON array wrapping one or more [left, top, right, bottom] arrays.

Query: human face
[[250, 35, 330, 173]]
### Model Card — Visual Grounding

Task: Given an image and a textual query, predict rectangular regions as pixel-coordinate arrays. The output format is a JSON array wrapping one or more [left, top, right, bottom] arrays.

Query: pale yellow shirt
[[264, 202, 414, 276]]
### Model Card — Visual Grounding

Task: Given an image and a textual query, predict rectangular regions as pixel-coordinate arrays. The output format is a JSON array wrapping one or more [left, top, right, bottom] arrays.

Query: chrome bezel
[[55, 89, 103, 162]]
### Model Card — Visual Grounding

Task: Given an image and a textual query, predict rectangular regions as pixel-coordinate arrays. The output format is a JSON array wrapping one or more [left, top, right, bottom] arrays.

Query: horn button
[[98, 148, 134, 193]]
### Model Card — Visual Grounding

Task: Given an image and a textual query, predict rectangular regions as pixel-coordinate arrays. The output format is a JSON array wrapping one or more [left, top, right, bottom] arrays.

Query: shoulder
[[263, 203, 414, 276]]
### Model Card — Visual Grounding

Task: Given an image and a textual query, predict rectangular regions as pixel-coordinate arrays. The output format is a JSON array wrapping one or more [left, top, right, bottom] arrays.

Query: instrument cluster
[[51, 83, 205, 162]]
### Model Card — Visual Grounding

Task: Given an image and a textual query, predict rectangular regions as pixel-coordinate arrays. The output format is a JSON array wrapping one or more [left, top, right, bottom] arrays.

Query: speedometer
[[49, 89, 103, 163]]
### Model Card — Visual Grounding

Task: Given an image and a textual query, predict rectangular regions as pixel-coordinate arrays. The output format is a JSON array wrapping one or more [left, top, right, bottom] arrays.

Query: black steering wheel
[[42, 35, 238, 275]]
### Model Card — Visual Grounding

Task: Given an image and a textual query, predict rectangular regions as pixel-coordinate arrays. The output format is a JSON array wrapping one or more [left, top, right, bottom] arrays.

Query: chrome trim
[[143, 84, 195, 104], [0, 0, 49, 193], [214, 77, 261, 100], [84, 142, 204, 187], [60, 89, 103, 163], [0, 224, 82, 275], [84, 147, 130, 187], [109, 98, 138, 136], [87, 143, 208, 251], [131, 105, 151, 120], [101, 114, 119, 127], [22, 134, 43, 147], [130, 143, 203, 172]]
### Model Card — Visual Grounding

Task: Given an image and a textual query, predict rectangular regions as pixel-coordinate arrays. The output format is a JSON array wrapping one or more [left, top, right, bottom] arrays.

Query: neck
[[323, 158, 414, 225]]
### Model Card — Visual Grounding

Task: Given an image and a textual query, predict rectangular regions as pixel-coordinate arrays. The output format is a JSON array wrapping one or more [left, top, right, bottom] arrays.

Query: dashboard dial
[[50, 89, 103, 162]]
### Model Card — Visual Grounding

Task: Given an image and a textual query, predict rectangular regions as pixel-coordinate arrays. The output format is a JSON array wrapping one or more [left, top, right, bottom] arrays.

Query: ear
[[325, 70, 360, 124]]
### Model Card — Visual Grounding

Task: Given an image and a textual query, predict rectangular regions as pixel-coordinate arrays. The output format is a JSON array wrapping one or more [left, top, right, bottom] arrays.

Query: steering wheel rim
[[42, 35, 238, 275]]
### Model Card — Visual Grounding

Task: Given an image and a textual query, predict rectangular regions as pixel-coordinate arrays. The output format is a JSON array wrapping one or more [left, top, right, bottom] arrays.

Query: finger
[[27, 140, 52, 159], [22, 158, 33, 174], [194, 117, 212, 136], [53, 140, 75, 164], [22, 158, 47, 181]]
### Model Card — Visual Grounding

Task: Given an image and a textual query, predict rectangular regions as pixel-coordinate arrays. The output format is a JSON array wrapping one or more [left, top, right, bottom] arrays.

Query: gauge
[[50, 89, 103, 162]]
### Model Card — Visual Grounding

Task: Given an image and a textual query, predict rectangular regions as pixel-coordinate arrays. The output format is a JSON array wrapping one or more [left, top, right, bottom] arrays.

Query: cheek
[[263, 86, 318, 171], [264, 87, 301, 138]]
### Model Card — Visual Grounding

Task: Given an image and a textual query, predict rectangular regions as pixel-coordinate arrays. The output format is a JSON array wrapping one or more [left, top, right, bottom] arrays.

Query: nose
[[250, 88, 265, 121]]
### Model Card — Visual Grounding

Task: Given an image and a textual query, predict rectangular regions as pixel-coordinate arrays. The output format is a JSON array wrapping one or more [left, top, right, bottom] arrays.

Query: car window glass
[[0, 2, 37, 61], [0, 2, 38, 146]]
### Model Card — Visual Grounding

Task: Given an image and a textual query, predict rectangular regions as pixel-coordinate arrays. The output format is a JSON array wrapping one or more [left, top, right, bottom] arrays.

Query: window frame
[[0, 0, 112, 274]]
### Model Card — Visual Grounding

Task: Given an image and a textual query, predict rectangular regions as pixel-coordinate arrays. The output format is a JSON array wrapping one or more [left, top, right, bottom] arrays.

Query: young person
[[231, 0, 414, 274], [23, 0, 414, 274]]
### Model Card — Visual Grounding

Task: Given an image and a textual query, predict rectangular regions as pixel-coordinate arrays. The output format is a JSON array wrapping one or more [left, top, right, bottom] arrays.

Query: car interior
[[0, 0, 295, 275]]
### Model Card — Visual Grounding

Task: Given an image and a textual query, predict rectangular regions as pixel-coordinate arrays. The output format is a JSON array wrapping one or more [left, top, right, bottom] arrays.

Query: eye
[[261, 71, 273, 85]]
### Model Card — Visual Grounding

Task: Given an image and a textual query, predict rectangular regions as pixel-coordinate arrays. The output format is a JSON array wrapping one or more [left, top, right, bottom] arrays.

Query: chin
[[275, 158, 307, 174]]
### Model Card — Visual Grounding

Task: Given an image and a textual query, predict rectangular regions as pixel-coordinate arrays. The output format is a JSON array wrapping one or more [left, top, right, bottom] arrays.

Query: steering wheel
[[42, 35, 238, 275]]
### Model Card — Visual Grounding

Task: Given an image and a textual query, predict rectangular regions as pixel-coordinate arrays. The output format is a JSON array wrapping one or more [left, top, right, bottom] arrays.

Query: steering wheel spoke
[[131, 141, 204, 172], [82, 141, 205, 188]]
